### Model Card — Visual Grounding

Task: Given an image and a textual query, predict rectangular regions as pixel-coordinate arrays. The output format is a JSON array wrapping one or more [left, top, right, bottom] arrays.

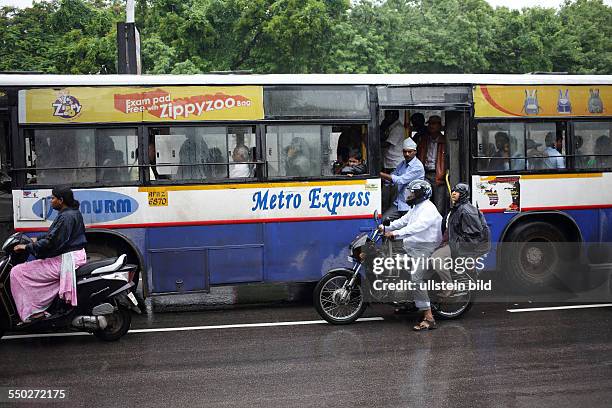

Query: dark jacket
[[26, 208, 87, 259], [442, 198, 486, 258]]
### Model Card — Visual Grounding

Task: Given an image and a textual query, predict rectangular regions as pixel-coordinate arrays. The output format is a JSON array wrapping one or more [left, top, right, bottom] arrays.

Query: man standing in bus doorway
[[379, 138, 424, 222], [380, 110, 407, 212], [417, 115, 448, 215]]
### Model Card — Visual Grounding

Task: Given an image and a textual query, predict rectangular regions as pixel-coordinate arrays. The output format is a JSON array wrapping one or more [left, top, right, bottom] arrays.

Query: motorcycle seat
[[76, 254, 127, 277]]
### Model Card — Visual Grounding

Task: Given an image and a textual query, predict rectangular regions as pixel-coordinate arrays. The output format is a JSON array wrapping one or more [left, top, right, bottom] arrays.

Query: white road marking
[[1, 317, 384, 341], [507, 303, 612, 313]]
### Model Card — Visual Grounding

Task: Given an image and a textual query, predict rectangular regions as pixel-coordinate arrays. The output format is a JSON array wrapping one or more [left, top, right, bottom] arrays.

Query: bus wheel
[[502, 221, 565, 292]]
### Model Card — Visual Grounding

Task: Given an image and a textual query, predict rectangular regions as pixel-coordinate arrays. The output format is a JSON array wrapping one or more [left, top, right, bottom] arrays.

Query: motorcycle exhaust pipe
[[71, 315, 108, 331]]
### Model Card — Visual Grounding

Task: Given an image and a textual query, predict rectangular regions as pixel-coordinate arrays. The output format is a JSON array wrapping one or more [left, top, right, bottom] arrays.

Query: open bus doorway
[[379, 107, 469, 217]]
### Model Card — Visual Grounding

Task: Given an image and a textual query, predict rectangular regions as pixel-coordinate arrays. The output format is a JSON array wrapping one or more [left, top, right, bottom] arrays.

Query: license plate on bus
[[127, 292, 138, 306]]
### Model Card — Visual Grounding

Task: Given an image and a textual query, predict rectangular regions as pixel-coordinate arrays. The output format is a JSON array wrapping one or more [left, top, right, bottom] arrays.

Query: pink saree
[[10, 249, 87, 322]]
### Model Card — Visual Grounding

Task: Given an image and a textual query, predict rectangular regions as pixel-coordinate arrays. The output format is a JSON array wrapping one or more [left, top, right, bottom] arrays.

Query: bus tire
[[501, 221, 566, 292]]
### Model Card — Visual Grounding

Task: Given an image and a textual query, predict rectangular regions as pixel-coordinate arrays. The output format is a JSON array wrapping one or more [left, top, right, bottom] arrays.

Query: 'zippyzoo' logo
[[51, 91, 82, 119]]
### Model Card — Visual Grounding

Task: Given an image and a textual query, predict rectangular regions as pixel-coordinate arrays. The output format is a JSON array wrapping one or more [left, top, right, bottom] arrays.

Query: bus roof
[[0, 73, 611, 87]]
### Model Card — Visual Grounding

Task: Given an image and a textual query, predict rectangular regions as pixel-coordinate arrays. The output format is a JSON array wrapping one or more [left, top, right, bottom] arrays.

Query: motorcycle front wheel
[[314, 271, 367, 325], [94, 307, 132, 341]]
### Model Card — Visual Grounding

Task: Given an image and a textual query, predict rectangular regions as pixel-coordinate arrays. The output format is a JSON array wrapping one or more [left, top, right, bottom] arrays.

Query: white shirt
[[425, 136, 438, 171], [383, 121, 405, 169], [543, 146, 565, 169], [229, 163, 252, 178], [387, 200, 442, 256]]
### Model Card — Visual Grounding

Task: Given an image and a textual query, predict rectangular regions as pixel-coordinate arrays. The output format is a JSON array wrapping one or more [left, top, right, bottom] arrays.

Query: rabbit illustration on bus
[[557, 89, 572, 113], [522, 89, 541, 115], [588, 88, 604, 113]]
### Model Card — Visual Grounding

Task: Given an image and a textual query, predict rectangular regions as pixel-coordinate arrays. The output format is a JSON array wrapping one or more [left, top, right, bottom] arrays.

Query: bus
[[0, 74, 610, 300]]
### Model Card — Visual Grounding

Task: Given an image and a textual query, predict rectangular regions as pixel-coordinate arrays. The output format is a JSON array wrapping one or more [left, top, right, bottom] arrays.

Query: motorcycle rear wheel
[[431, 290, 473, 320], [94, 307, 131, 341], [314, 271, 367, 325]]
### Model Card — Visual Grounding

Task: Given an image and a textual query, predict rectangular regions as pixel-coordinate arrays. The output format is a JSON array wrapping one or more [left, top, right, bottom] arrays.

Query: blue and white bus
[[0, 74, 610, 298]]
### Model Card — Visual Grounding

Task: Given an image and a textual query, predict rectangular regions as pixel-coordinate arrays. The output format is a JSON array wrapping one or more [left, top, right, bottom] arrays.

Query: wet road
[[1, 301, 612, 408]]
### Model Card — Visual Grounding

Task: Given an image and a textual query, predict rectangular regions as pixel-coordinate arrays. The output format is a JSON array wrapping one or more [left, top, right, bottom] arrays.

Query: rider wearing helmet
[[378, 179, 442, 331]]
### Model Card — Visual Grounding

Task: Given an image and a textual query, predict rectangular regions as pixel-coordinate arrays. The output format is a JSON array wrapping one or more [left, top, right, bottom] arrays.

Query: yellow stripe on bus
[[479, 173, 603, 182], [138, 179, 368, 192]]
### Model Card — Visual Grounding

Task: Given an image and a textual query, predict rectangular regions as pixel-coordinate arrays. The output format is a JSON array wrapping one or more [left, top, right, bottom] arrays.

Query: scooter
[[0, 233, 141, 341], [313, 212, 475, 324]]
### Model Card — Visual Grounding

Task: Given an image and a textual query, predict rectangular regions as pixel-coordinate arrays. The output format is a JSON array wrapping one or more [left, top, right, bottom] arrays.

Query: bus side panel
[[480, 212, 518, 270], [263, 218, 371, 282], [145, 223, 264, 293], [564, 209, 602, 242]]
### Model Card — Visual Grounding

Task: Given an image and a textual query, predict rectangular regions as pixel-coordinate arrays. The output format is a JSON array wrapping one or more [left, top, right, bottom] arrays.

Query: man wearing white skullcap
[[380, 137, 425, 222]]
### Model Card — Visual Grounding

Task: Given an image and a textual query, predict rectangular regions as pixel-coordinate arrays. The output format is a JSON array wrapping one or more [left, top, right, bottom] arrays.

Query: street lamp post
[[117, 0, 140, 74]]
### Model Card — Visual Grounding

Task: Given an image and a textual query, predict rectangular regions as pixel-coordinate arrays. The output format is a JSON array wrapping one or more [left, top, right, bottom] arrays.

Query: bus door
[[376, 85, 472, 191], [0, 106, 13, 242]]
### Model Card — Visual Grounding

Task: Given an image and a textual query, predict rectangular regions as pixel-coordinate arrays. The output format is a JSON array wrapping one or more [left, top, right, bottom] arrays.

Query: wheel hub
[[332, 288, 350, 305], [526, 246, 544, 266]]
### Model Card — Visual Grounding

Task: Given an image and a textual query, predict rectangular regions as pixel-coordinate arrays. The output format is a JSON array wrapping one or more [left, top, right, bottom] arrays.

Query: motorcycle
[[313, 211, 475, 324], [0, 233, 141, 341]]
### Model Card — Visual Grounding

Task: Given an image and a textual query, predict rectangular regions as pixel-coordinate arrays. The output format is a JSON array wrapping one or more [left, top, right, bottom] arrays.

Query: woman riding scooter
[[11, 185, 87, 323]]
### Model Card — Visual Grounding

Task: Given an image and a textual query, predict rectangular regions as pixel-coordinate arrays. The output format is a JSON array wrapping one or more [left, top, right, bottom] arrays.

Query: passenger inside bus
[[338, 149, 366, 176], [590, 135, 612, 168], [207, 147, 227, 178], [417, 115, 448, 215], [410, 113, 427, 145], [509, 136, 525, 171], [543, 132, 565, 169], [177, 129, 210, 180], [285, 137, 313, 177], [487, 131, 510, 171], [526, 139, 544, 170], [229, 145, 253, 178]]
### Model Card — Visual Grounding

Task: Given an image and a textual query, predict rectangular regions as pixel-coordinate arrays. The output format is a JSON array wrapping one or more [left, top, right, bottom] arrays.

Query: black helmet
[[405, 179, 432, 207]]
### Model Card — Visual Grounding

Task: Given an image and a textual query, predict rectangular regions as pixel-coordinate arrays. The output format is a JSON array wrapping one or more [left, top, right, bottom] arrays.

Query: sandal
[[17, 312, 49, 326], [413, 319, 437, 331]]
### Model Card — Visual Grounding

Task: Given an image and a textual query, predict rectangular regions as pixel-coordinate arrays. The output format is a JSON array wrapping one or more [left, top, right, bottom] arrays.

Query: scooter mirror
[[373, 210, 379, 225]]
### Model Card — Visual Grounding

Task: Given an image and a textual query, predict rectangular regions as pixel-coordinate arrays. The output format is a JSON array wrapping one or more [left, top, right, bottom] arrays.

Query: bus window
[[573, 121, 612, 170], [265, 124, 367, 178], [266, 125, 320, 178], [526, 123, 565, 170], [150, 125, 257, 182], [24, 128, 137, 185], [476, 122, 524, 172], [228, 126, 257, 179], [327, 125, 367, 176]]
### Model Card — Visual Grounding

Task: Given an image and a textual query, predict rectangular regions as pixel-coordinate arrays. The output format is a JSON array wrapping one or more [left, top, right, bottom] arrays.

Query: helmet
[[405, 179, 432, 206]]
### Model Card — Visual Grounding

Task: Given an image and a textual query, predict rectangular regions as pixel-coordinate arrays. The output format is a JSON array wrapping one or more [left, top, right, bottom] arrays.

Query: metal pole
[[126, 0, 135, 23]]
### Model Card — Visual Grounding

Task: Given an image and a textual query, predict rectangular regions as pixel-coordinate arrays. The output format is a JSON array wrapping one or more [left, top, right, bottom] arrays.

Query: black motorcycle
[[313, 212, 475, 324], [0, 233, 140, 341]]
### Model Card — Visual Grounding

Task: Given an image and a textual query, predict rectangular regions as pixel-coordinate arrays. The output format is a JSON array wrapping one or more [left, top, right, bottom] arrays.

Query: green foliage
[[0, 0, 609, 75]]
